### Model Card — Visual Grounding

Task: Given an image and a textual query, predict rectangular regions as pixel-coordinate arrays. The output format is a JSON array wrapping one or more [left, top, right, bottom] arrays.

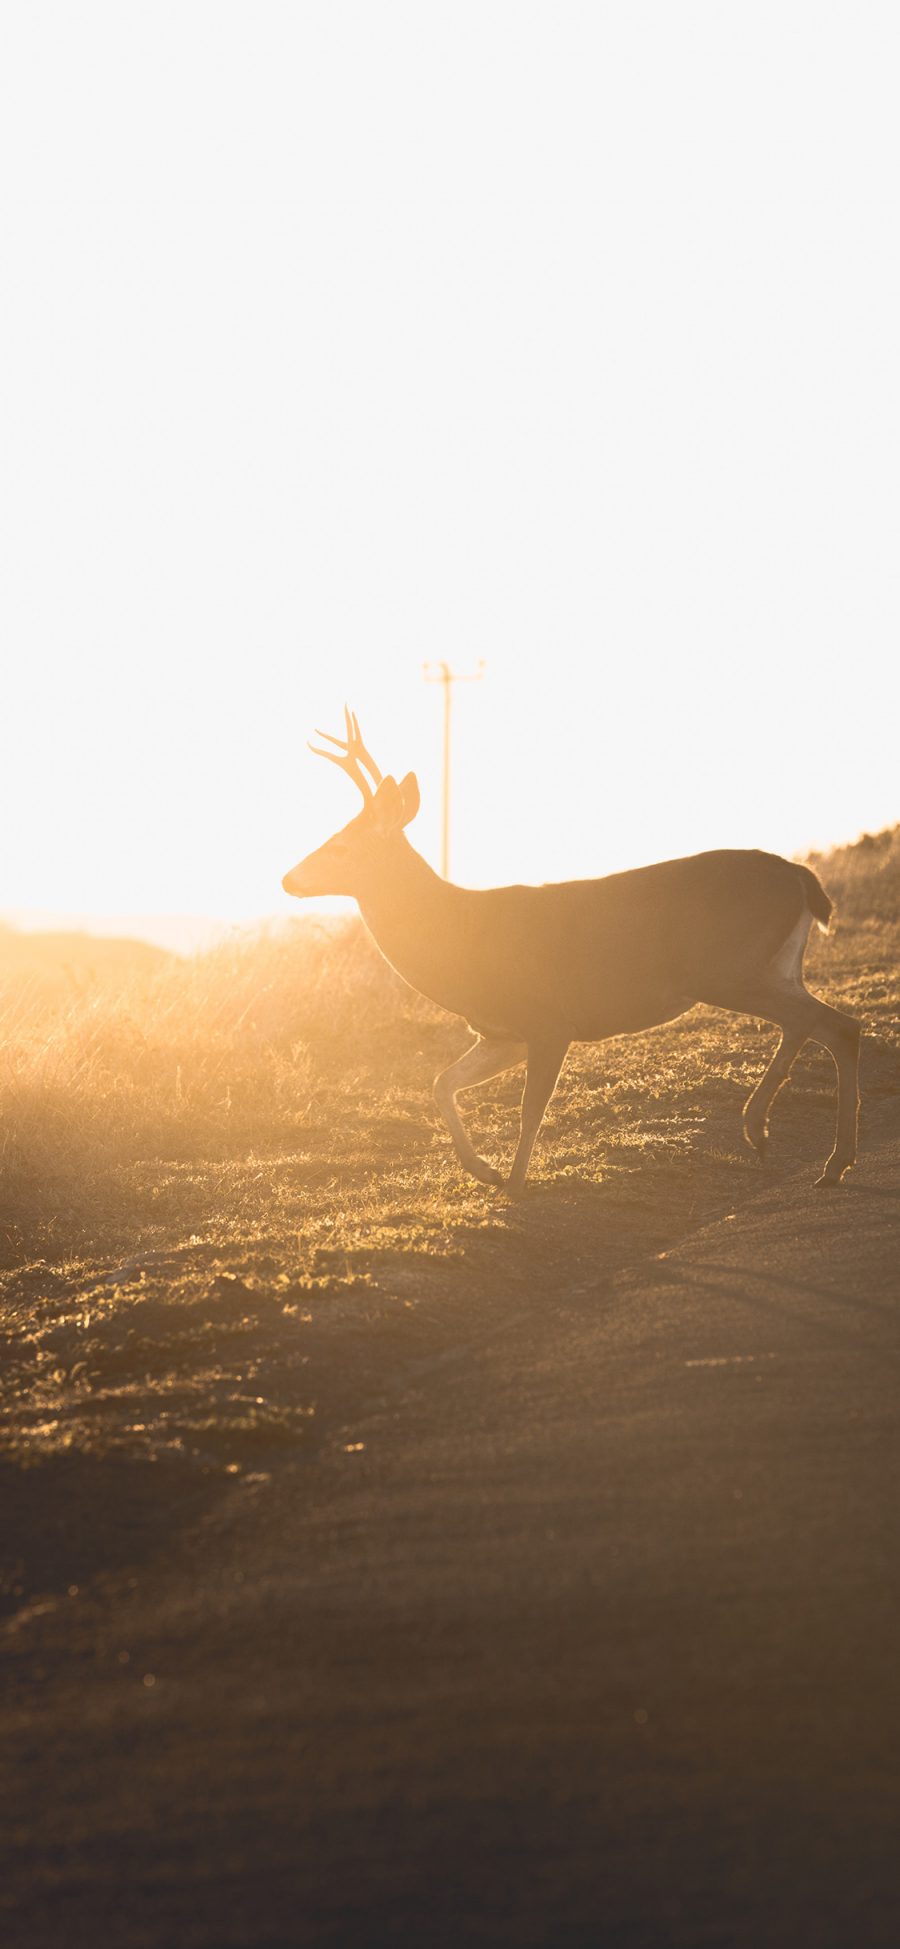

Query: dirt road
[[4, 1136, 899, 1947]]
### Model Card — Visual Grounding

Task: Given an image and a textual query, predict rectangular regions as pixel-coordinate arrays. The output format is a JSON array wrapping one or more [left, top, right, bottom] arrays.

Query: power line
[[422, 660, 485, 880]]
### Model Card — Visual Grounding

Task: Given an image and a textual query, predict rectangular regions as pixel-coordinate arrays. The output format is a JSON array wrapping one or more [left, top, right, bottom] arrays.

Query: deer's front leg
[[433, 1036, 526, 1187], [505, 1037, 569, 1197]]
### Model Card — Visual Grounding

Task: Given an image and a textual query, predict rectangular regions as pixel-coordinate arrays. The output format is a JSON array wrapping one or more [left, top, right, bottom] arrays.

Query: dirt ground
[[3, 1120, 899, 1946]]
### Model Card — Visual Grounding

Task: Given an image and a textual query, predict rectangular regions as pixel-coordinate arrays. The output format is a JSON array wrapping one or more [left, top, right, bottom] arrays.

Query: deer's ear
[[398, 772, 420, 827], [370, 775, 405, 834]]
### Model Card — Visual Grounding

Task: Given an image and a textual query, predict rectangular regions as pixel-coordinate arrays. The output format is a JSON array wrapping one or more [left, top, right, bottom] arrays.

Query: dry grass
[[0, 831, 898, 1606], [0, 919, 443, 1217], [808, 821, 900, 924]]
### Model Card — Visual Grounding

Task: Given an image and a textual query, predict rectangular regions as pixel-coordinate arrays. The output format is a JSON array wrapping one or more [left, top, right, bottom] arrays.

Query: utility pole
[[422, 659, 485, 879]]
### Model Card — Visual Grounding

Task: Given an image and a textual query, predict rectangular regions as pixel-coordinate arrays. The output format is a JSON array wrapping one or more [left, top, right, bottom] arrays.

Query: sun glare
[[2, 5, 898, 945]]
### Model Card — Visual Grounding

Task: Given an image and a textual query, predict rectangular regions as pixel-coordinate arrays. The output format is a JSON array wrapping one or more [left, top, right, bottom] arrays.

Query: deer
[[282, 709, 860, 1197]]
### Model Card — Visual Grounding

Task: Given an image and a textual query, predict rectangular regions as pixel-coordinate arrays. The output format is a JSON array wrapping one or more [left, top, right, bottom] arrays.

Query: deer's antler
[[308, 706, 384, 802]]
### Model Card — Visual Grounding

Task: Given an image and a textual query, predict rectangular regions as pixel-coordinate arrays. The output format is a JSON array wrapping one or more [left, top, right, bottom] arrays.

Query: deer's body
[[360, 844, 825, 1043], [283, 711, 861, 1196]]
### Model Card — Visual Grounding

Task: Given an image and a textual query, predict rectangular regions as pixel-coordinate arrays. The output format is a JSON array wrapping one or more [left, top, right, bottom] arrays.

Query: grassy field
[[1, 830, 898, 1610]]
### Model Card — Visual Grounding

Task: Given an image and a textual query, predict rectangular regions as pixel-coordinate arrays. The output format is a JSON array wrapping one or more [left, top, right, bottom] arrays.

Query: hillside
[[0, 922, 172, 999], [0, 826, 896, 1493], [807, 822, 900, 923]]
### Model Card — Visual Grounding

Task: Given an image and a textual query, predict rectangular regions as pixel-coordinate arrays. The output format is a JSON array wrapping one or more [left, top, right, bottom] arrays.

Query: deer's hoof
[[470, 1161, 504, 1188], [814, 1159, 852, 1189]]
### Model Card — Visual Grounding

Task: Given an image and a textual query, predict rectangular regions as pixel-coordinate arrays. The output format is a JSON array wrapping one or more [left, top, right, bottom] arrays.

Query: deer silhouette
[[282, 709, 860, 1195]]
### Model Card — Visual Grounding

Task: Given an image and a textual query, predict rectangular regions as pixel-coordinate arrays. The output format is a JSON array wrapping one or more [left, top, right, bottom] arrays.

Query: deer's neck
[[357, 841, 468, 1004]]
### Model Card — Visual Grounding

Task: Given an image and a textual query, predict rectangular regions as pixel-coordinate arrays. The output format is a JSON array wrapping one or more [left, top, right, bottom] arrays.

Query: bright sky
[[2, 3, 898, 944]]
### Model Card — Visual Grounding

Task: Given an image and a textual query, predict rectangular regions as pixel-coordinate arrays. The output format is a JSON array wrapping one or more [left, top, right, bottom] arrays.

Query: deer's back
[[450, 849, 810, 1041]]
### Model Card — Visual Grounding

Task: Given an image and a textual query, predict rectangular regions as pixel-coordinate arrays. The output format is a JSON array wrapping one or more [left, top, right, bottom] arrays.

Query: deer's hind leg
[[738, 982, 861, 1186], [433, 1035, 526, 1187], [800, 993, 862, 1186], [743, 1028, 808, 1161]]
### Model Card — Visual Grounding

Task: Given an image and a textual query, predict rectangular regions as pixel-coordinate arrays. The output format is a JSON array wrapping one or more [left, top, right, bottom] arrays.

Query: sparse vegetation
[[1, 832, 898, 1605]]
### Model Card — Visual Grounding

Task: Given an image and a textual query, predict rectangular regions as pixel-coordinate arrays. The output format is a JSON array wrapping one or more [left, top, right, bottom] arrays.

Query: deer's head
[[282, 708, 420, 899]]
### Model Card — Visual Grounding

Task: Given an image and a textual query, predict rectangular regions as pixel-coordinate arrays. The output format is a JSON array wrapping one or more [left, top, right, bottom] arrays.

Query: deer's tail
[[797, 863, 833, 934]]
